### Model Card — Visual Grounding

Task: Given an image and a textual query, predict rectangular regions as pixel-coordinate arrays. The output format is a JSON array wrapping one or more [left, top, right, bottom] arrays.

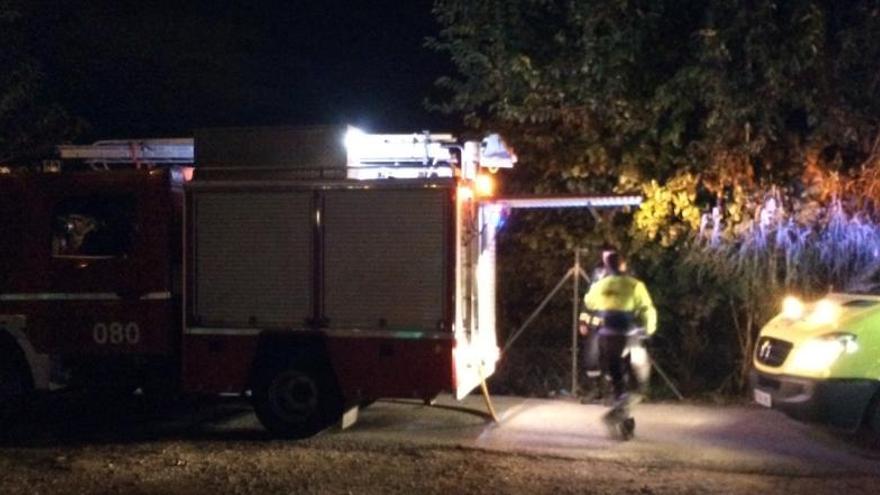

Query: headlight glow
[[781, 296, 804, 320], [808, 299, 839, 326], [788, 333, 857, 374]]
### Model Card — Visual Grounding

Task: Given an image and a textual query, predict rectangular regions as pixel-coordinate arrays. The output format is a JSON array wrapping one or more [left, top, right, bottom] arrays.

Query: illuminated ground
[[0, 394, 877, 494]]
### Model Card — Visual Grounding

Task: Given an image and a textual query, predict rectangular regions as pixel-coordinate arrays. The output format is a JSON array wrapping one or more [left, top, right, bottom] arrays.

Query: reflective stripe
[[324, 328, 453, 340], [185, 327, 262, 336], [184, 326, 454, 340], [0, 292, 172, 302], [594, 309, 637, 318], [139, 292, 173, 300]]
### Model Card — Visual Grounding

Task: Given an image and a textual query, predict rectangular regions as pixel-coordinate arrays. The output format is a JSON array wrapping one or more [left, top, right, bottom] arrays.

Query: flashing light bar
[[344, 126, 458, 168], [488, 195, 643, 209], [344, 126, 516, 179]]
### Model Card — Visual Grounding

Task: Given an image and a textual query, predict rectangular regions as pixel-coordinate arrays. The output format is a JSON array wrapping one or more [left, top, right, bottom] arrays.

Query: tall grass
[[678, 198, 880, 390]]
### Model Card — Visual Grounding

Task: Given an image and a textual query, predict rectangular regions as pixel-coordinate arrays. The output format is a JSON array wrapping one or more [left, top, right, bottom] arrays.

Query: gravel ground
[[0, 435, 878, 494], [1, 395, 878, 494]]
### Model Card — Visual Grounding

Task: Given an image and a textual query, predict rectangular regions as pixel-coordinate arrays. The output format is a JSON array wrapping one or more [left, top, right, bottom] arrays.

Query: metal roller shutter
[[193, 191, 312, 327], [323, 188, 449, 330]]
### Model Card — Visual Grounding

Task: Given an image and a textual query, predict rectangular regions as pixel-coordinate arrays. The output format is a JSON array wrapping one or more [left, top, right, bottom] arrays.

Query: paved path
[[339, 394, 880, 476]]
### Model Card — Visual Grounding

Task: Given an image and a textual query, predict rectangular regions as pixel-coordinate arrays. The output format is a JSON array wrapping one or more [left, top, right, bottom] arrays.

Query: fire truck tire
[[252, 366, 343, 439], [0, 345, 32, 425]]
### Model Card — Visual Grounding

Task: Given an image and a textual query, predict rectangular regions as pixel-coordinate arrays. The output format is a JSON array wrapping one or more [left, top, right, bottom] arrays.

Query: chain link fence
[[489, 345, 575, 397], [489, 340, 686, 400]]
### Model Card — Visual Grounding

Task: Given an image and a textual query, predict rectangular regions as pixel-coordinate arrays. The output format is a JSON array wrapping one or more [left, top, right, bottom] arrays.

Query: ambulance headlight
[[781, 296, 805, 320], [788, 333, 858, 374], [808, 299, 839, 325]]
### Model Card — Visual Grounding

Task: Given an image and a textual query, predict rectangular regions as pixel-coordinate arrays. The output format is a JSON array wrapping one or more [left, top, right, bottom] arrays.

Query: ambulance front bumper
[[750, 370, 878, 430]]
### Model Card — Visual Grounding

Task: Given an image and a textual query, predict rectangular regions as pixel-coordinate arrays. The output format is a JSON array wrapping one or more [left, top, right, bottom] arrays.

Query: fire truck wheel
[[253, 366, 342, 439], [0, 348, 31, 425]]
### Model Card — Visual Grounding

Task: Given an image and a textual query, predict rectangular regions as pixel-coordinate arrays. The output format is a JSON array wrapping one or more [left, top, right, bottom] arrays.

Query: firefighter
[[53, 213, 97, 255], [577, 263, 607, 403], [582, 250, 657, 438]]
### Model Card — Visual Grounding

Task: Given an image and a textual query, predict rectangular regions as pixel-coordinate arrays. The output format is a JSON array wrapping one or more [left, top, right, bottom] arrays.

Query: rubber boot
[[601, 376, 615, 406], [602, 394, 635, 440], [620, 417, 636, 440]]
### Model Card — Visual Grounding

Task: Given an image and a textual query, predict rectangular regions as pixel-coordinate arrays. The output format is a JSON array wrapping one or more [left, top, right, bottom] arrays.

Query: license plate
[[753, 389, 772, 408]]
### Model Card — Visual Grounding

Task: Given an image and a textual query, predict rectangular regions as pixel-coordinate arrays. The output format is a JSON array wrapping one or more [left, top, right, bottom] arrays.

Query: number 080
[[92, 321, 141, 345]]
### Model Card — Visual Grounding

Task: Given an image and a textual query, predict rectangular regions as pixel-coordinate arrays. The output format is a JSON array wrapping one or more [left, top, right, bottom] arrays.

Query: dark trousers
[[599, 332, 649, 400], [580, 330, 600, 377], [599, 333, 628, 399]]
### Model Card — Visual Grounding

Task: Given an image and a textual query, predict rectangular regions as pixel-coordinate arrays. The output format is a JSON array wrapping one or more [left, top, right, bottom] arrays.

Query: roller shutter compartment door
[[323, 188, 449, 330], [193, 192, 313, 328]]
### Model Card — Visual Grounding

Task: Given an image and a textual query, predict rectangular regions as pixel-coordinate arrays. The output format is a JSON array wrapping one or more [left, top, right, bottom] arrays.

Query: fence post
[[502, 247, 592, 397], [571, 249, 581, 395]]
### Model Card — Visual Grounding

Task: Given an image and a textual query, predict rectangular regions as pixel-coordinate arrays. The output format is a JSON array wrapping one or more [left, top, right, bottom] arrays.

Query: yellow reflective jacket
[[580, 274, 657, 335]]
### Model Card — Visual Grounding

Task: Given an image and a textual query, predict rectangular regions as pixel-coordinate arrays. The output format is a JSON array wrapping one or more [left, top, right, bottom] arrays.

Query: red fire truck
[[0, 126, 512, 438]]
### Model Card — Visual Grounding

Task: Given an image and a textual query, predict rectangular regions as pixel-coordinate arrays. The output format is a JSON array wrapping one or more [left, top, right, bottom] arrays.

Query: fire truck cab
[[0, 168, 183, 396], [0, 126, 514, 438]]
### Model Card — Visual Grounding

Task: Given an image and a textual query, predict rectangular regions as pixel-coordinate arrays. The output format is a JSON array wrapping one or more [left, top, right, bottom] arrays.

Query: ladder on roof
[[57, 139, 195, 165]]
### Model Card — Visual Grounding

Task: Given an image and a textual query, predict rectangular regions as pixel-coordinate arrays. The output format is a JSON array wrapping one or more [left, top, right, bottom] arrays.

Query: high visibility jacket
[[580, 274, 657, 335]]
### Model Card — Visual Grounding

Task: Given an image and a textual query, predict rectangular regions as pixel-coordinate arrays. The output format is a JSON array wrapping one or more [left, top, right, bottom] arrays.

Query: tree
[[432, 1, 880, 395], [431, 0, 880, 189], [0, 0, 81, 165]]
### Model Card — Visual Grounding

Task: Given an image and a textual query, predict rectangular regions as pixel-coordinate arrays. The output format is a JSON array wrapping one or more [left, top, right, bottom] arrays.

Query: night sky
[[35, 0, 455, 141]]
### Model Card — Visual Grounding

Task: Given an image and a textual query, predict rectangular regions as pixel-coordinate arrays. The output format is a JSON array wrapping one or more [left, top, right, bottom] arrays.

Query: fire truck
[[0, 126, 513, 438]]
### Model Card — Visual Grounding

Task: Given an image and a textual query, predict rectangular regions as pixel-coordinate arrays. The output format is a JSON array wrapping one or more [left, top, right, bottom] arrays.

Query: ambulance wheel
[[865, 393, 880, 446], [253, 365, 342, 439]]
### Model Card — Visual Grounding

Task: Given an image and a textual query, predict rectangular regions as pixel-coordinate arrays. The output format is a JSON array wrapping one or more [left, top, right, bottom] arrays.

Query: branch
[[861, 128, 880, 170]]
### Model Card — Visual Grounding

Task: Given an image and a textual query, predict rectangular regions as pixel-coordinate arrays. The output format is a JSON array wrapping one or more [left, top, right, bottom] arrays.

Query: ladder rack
[[58, 139, 195, 165]]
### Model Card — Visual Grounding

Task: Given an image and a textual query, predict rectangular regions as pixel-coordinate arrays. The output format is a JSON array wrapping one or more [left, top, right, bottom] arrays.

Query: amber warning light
[[475, 174, 495, 197]]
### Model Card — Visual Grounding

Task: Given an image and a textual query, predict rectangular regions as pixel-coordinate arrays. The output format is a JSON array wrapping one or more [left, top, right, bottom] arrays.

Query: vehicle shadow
[[0, 392, 271, 447]]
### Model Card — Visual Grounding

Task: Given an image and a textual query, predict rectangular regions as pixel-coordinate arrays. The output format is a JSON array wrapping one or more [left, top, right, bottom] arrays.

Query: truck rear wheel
[[253, 366, 342, 439]]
